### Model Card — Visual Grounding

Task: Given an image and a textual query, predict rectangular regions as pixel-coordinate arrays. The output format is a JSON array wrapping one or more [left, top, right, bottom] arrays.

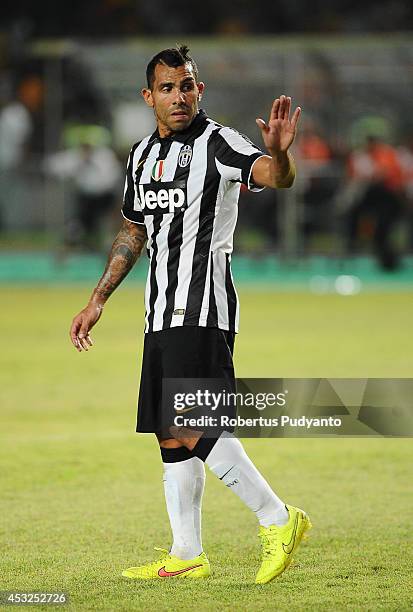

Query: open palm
[[256, 95, 301, 155]]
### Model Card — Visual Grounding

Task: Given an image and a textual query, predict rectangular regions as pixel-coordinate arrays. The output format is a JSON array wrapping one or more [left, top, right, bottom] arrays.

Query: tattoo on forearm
[[92, 221, 147, 302]]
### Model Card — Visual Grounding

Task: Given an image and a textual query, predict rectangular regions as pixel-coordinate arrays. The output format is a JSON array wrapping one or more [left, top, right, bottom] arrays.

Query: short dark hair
[[146, 45, 199, 89]]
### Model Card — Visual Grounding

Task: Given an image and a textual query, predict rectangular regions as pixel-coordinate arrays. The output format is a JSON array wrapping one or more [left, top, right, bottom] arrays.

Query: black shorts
[[136, 326, 236, 435]]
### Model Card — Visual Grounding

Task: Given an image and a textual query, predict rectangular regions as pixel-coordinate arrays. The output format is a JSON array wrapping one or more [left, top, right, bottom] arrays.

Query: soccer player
[[70, 46, 311, 584]]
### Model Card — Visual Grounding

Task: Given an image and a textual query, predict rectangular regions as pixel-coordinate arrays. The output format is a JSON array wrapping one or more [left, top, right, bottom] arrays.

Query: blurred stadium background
[[1, 2, 412, 610], [2, 2, 413, 279]]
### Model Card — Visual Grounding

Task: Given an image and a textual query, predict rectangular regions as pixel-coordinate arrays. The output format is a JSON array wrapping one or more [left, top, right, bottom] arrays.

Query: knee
[[156, 435, 185, 449]]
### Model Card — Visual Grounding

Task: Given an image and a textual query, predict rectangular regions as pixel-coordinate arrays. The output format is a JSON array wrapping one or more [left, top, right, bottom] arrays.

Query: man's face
[[142, 63, 205, 137]]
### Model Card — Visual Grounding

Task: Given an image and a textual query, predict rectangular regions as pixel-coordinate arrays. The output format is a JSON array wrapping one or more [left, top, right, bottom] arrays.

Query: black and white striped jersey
[[121, 109, 265, 334]]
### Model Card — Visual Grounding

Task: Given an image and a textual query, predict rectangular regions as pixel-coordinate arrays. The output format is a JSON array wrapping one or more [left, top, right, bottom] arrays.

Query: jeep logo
[[135, 182, 186, 215]]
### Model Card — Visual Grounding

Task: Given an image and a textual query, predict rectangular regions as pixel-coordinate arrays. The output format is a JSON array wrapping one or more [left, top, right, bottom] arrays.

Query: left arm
[[252, 95, 301, 189]]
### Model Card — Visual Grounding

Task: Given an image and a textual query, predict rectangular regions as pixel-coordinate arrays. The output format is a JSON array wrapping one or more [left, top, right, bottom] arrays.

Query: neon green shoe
[[255, 505, 312, 585], [122, 547, 211, 580]]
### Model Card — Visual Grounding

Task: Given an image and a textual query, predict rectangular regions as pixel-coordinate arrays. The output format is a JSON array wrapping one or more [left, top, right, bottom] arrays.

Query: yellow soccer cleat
[[255, 505, 312, 585], [122, 547, 211, 580]]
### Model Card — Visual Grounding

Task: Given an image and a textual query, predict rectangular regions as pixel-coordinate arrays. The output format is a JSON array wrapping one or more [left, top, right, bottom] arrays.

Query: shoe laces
[[143, 547, 170, 572], [259, 526, 278, 557]]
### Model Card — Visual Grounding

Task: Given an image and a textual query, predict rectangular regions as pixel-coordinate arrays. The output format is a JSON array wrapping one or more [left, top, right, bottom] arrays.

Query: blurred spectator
[[345, 135, 404, 270], [0, 85, 34, 231], [16, 74, 45, 155], [296, 120, 337, 248], [397, 136, 413, 251], [45, 125, 121, 251], [237, 183, 280, 253], [0, 98, 32, 170], [298, 124, 331, 164]]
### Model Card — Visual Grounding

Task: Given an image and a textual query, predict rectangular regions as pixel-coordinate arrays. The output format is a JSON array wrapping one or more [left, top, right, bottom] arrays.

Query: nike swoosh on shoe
[[282, 513, 299, 554], [158, 564, 202, 577]]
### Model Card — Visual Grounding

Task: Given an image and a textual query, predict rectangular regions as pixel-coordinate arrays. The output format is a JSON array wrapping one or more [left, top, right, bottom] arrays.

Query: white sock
[[163, 457, 205, 560], [205, 433, 289, 527]]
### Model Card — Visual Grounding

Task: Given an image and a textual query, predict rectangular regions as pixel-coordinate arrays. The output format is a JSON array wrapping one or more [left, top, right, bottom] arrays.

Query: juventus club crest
[[151, 159, 165, 181], [178, 145, 192, 168]]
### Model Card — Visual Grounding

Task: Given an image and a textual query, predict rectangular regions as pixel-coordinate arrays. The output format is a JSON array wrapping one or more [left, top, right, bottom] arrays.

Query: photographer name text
[[173, 415, 342, 429]]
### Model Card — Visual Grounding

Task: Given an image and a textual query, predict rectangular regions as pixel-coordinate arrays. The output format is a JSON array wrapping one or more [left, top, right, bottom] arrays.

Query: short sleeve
[[214, 127, 266, 192], [121, 144, 145, 224]]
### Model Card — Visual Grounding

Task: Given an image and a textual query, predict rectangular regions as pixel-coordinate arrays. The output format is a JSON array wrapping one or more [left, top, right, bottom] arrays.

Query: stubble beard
[[156, 104, 198, 135]]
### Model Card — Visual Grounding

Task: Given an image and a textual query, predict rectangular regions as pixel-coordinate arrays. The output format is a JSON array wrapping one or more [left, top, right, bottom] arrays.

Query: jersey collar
[[150, 109, 208, 144]]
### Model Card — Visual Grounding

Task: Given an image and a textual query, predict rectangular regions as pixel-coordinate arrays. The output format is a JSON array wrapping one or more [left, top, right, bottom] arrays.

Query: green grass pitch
[[1, 286, 412, 611]]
